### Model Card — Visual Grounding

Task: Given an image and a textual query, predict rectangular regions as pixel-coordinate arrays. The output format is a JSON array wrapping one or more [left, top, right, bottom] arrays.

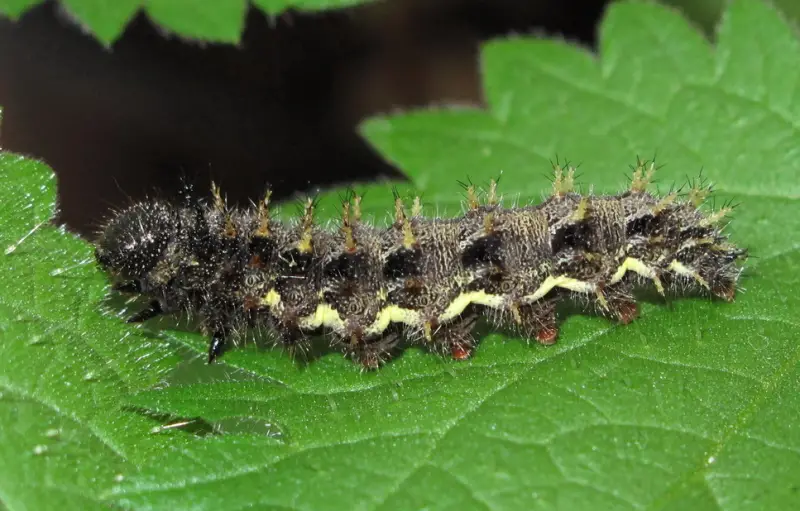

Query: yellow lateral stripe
[[522, 275, 596, 303], [364, 305, 421, 336], [260, 288, 281, 308], [667, 260, 710, 290], [523, 275, 562, 302], [557, 277, 598, 294], [437, 290, 505, 323], [298, 303, 346, 331], [609, 257, 665, 295]]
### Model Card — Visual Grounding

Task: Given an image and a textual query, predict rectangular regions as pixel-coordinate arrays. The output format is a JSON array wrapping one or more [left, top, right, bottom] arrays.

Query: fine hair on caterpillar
[[94, 158, 748, 369]]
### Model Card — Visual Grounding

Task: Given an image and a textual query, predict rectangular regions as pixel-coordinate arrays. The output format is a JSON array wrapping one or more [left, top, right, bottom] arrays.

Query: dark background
[[0, 0, 611, 237]]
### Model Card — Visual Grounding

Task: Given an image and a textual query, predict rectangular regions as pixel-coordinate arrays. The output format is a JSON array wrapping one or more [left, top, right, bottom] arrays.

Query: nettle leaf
[[0, 150, 202, 507], [0, 0, 374, 45], [2, 0, 799, 510]]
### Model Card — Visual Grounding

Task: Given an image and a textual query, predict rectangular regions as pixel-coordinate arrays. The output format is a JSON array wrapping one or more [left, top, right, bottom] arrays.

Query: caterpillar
[[94, 159, 747, 369]]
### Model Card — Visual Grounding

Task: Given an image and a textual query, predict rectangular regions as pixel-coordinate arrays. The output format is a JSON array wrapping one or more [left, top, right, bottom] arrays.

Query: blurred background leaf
[[0, 0, 377, 44]]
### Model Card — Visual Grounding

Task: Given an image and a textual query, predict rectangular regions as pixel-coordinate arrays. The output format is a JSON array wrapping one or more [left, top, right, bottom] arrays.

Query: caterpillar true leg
[[436, 312, 480, 361], [207, 329, 227, 364], [113, 280, 142, 293], [515, 301, 559, 345], [126, 300, 164, 324], [352, 331, 403, 370]]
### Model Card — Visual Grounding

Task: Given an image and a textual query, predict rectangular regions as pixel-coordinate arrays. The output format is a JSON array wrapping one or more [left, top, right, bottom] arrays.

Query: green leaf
[[0, 0, 375, 45], [662, 0, 800, 36], [251, 0, 376, 14], [142, 0, 247, 44], [2, 1, 800, 510], [0, 150, 203, 507], [0, 0, 39, 19]]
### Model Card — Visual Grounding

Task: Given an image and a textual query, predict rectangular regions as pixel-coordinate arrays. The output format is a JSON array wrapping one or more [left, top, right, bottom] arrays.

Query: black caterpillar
[[94, 159, 747, 369]]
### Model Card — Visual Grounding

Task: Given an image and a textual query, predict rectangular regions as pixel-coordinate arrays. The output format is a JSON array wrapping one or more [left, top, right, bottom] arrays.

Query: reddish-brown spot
[[616, 301, 639, 324], [535, 327, 559, 345], [248, 254, 263, 268], [404, 277, 424, 292], [224, 222, 237, 238], [451, 343, 472, 361], [243, 295, 259, 311]]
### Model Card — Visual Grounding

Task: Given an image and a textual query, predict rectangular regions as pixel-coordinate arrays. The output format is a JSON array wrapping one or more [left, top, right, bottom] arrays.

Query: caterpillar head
[[94, 201, 177, 280]]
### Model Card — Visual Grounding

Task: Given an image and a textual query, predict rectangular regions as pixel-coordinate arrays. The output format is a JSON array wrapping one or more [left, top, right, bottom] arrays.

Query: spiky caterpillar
[[94, 159, 747, 368]]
